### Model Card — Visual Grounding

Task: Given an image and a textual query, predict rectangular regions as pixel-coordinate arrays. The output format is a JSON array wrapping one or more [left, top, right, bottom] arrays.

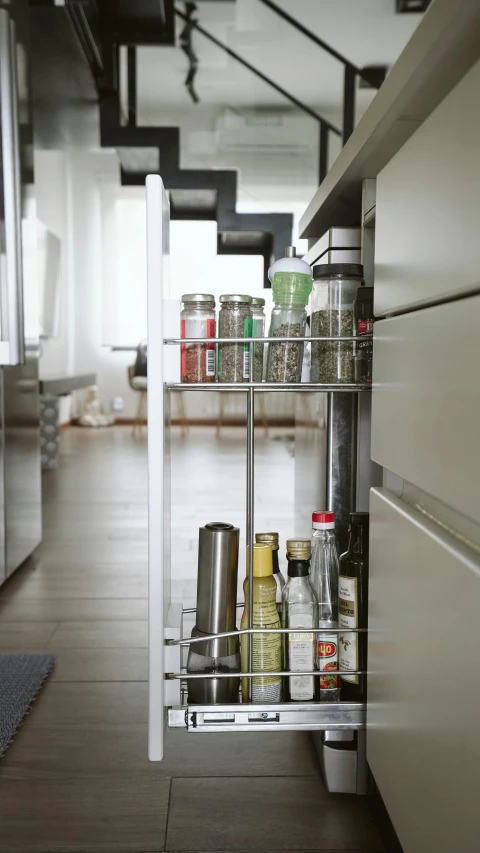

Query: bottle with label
[[353, 286, 374, 385], [240, 543, 282, 703], [310, 511, 339, 701], [255, 532, 285, 615], [338, 512, 369, 701], [282, 538, 317, 702], [180, 294, 216, 383]]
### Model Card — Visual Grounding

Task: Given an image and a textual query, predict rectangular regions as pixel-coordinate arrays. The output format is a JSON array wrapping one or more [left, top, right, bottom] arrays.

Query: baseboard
[[171, 417, 295, 427], [72, 417, 295, 428], [59, 420, 72, 430], [368, 771, 404, 853]]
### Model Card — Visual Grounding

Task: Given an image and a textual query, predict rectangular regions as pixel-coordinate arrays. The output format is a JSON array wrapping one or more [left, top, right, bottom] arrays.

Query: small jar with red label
[[181, 294, 216, 384], [353, 286, 373, 386]]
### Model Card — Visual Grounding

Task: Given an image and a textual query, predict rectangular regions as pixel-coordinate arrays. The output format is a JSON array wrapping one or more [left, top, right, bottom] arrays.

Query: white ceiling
[[137, 0, 423, 118]]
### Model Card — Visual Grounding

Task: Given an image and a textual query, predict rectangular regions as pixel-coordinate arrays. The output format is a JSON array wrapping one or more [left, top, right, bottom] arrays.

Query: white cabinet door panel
[[371, 295, 480, 525], [375, 58, 480, 317], [368, 488, 480, 853]]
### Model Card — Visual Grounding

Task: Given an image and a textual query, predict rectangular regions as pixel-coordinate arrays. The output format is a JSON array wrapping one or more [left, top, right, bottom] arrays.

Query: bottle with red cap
[[310, 511, 340, 701]]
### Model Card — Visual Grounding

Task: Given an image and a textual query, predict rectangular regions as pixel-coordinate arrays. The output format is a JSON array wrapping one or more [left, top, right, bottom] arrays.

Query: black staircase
[[32, 0, 399, 283]]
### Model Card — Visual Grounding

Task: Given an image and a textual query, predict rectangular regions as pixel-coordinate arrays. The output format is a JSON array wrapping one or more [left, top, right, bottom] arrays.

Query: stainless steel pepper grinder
[[187, 522, 240, 704]]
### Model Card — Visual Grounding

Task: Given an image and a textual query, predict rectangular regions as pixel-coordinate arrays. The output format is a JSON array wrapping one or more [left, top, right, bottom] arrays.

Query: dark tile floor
[[0, 427, 383, 852]]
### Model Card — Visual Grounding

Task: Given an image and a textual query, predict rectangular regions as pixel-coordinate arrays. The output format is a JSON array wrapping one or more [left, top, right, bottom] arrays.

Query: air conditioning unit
[[217, 110, 316, 153]]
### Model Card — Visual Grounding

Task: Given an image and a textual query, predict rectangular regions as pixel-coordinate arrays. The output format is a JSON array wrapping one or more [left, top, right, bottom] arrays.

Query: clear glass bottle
[[282, 538, 317, 702], [310, 511, 339, 701], [180, 294, 216, 384], [338, 512, 369, 702], [266, 248, 312, 384], [218, 295, 253, 383], [255, 532, 285, 615], [241, 544, 282, 703], [310, 264, 363, 384], [251, 297, 266, 382]]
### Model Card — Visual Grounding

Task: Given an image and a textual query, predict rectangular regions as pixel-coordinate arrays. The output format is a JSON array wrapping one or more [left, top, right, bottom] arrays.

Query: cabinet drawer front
[[374, 58, 480, 317], [371, 294, 480, 524], [368, 488, 480, 853]]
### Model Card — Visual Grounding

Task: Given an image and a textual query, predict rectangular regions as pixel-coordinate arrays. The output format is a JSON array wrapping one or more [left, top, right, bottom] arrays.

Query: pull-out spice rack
[[162, 332, 371, 725], [146, 173, 372, 760]]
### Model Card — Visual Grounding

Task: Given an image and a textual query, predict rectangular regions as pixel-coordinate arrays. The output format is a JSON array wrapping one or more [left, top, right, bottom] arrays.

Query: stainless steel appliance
[[0, 2, 41, 586]]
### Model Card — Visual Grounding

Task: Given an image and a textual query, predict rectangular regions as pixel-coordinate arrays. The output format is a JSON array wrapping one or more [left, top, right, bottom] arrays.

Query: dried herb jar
[[251, 297, 266, 382], [218, 295, 253, 383], [181, 294, 216, 384], [310, 264, 363, 384], [266, 248, 312, 384]]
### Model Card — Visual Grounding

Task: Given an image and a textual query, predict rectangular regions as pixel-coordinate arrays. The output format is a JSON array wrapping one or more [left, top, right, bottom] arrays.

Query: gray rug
[[0, 653, 55, 757]]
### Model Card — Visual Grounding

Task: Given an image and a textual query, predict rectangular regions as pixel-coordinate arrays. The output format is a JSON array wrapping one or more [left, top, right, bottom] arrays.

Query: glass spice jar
[[266, 248, 312, 384], [181, 294, 216, 384], [251, 297, 266, 382], [218, 295, 253, 383], [310, 264, 363, 384]]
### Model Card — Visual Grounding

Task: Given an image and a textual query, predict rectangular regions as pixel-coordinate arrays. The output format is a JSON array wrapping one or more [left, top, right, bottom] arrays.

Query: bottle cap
[[313, 263, 364, 280], [255, 532, 279, 551], [182, 293, 215, 303], [312, 511, 335, 530], [268, 248, 312, 283], [286, 538, 311, 561], [251, 297, 265, 306], [246, 543, 273, 577], [219, 294, 253, 304]]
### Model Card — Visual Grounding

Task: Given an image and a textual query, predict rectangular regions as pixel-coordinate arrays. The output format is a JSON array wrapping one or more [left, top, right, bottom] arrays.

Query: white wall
[[34, 143, 310, 421]]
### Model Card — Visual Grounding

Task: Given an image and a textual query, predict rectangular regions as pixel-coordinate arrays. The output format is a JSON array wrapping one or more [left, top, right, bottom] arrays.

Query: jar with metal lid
[[266, 248, 312, 384], [310, 264, 363, 384], [251, 297, 266, 381], [218, 295, 253, 383], [181, 294, 216, 384]]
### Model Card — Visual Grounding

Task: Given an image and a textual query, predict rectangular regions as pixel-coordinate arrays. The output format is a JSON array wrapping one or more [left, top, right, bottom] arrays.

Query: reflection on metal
[[179, 2, 199, 103]]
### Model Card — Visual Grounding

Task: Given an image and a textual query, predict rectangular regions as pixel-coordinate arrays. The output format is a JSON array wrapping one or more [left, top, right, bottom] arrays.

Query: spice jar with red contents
[[181, 294, 216, 384]]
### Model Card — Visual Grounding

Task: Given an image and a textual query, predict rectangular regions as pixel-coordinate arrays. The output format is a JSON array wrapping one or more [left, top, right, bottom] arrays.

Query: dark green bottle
[[338, 512, 369, 702]]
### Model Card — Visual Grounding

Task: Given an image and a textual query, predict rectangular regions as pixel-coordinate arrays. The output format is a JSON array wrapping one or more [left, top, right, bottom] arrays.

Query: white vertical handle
[[147, 174, 169, 761], [0, 9, 24, 365]]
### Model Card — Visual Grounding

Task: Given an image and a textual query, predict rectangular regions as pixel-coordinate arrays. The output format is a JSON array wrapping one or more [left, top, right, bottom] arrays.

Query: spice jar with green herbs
[[266, 248, 312, 384], [310, 264, 363, 384], [251, 297, 266, 382], [218, 295, 253, 383]]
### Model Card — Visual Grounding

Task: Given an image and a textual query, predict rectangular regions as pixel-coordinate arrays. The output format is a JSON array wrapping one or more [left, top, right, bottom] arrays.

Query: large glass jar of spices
[[181, 294, 216, 384], [251, 297, 266, 382], [310, 264, 363, 384], [218, 295, 253, 383], [266, 248, 312, 384]]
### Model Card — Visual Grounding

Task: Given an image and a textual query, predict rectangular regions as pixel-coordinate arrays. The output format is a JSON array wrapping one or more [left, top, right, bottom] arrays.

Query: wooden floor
[[0, 426, 382, 853]]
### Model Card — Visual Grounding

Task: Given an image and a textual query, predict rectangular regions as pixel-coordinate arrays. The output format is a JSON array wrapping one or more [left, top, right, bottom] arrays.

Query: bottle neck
[[348, 522, 368, 555], [287, 559, 310, 577]]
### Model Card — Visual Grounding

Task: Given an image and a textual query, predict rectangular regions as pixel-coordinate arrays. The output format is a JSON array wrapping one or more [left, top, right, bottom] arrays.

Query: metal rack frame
[[146, 171, 371, 752], [163, 332, 371, 718]]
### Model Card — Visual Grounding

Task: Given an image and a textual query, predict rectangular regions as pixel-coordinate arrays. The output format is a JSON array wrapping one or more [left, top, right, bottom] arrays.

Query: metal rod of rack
[[165, 336, 372, 344], [246, 340, 255, 701], [165, 383, 368, 392], [166, 626, 367, 646], [166, 670, 367, 679]]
